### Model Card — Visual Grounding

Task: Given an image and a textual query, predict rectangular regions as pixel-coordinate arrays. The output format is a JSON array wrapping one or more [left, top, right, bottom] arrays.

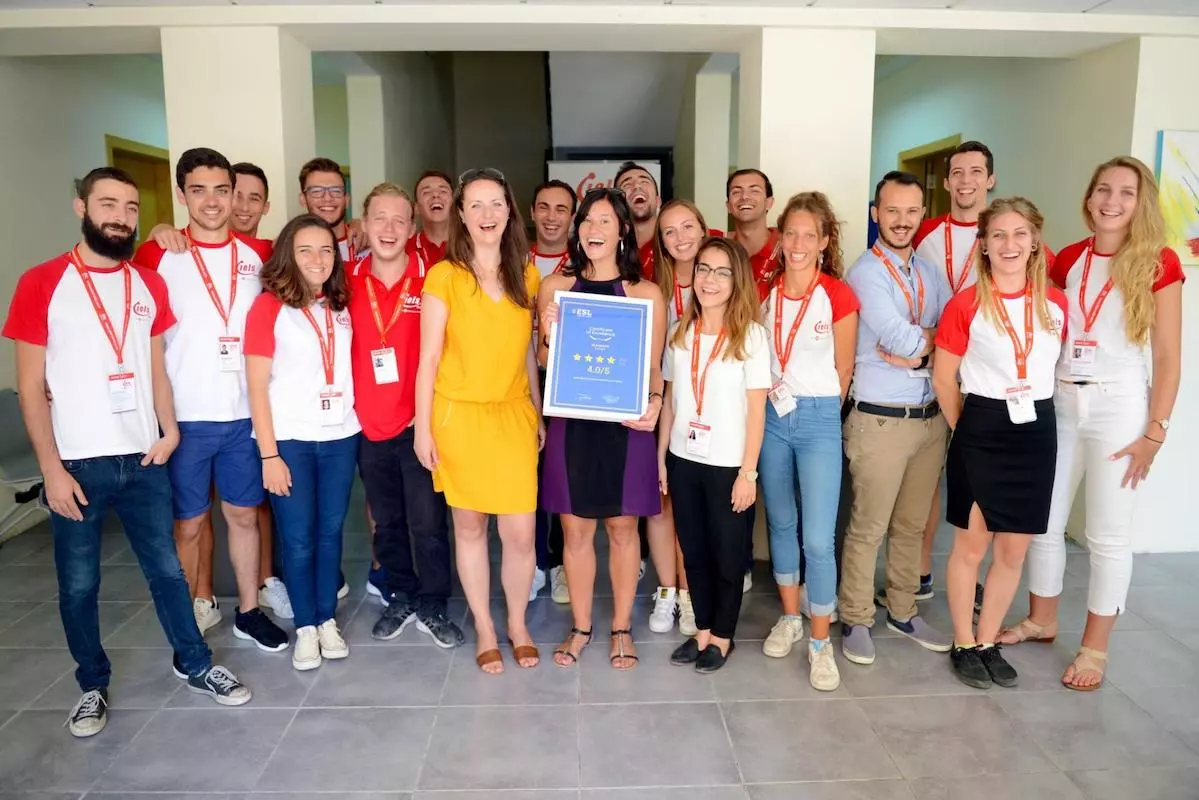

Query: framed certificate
[[543, 290, 653, 422]]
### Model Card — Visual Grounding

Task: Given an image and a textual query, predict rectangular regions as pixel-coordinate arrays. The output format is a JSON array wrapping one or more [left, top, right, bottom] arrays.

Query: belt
[[1061, 379, 1096, 386], [854, 400, 940, 420]]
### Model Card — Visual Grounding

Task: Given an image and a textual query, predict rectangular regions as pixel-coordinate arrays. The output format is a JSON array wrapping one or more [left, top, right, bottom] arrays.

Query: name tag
[[1005, 383, 1036, 424], [108, 372, 137, 413], [768, 380, 797, 417], [686, 421, 712, 458], [371, 347, 399, 385], [218, 337, 242, 372], [908, 368, 931, 379], [1070, 339, 1097, 378], [319, 390, 344, 426]]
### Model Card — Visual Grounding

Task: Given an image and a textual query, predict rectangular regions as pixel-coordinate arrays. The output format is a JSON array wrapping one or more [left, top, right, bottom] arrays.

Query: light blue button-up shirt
[[846, 241, 951, 406]]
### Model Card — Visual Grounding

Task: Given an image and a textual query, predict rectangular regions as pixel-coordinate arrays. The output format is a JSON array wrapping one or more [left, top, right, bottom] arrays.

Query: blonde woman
[[933, 197, 1067, 690], [1000, 157, 1184, 691]]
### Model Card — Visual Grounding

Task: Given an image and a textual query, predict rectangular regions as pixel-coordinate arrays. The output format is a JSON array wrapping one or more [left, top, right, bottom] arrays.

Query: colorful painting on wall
[[1156, 130, 1199, 267]]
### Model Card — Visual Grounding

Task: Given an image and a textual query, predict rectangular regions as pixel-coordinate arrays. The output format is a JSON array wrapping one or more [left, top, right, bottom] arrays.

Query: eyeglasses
[[304, 186, 345, 199], [457, 167, 506, 187], [695, 264, 734, 281]]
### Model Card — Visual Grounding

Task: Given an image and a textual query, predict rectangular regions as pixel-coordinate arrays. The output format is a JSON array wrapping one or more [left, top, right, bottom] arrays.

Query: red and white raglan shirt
[[1049, 240, 1184, 384], [407, 231, 447, 269], [134, 232, 273, 423], [347, 251, 428, 442], [935, 284, 1069, 402], [916, 214, 1059, 298], [244, 293, 360, 443], [762, 272, 860, 400], [2, 251, 175, 459]]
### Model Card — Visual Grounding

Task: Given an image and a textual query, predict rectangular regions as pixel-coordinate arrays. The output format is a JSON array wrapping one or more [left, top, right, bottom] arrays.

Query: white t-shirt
[[915, 214, 981, 297], [244, 293, 361, 442], [1050, 240, 1185, 384], [936, 284, 1068, 401], [531, 248, 569, 280], [762, 272, 860, 399], [663, 321, 771, 467], [134, 233, 272, 423], [2, 252, 175, 460]]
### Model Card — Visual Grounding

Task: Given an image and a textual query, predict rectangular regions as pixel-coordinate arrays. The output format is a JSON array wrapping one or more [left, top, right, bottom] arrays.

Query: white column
[[693, 56, 734, 229], [160, 26, 315, 237], [739, 28, 877, 254], [347, 73, 387, 202]]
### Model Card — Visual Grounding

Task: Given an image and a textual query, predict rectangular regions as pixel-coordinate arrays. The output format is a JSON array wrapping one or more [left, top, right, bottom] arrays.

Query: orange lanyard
[[69, 246, 131, 369], [691, 323, 727, 419], [673, 282, 690, 318], [301, 303, 336, 386], [1078, 241, 1115, 336], [365, 273, 412, 348], [873, 244, 925, 323], [993, 282, 1034, 381], [944, 224, 977, 296], [773, 272, 818, 373], [187, 233, 238, 332]]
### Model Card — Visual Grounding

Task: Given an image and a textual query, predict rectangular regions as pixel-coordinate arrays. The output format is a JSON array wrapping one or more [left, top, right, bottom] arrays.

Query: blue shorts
[[168, 419, 265, 520]]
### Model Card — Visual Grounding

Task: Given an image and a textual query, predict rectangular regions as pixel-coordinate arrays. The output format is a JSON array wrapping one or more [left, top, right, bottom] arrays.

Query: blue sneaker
[[366, 566, 389, 606]]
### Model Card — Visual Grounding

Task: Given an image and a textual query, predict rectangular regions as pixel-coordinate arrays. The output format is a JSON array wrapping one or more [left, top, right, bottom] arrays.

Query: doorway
[[898, 133, 961, 219], [106, 135, 173, 245]]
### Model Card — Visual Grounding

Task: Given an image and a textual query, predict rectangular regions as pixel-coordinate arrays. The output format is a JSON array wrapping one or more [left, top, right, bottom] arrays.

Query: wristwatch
[[739, 470, 759, 483], [1152, 417, 1171, 431]]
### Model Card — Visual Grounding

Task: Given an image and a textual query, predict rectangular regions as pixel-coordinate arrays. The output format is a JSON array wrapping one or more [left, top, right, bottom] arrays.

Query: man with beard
[[409, 170, 452, 266], [133, 148, 286, 655], [3, 167, 253, 738], [727, 168, 779, 294], [838, 171, 953, 668], [299, 157, 362, 265], [614, 162, 661, 280]]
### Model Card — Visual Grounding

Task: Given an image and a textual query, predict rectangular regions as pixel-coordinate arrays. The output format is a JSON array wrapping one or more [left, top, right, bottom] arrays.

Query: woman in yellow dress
[[414, 168, 544, 675]]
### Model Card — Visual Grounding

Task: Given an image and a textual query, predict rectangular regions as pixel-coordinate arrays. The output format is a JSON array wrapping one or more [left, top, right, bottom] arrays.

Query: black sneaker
[[66, 688, 108, 738], [978, 644, 1018, 688], [695, 641, 734, 674], [372, 597, 417, 641], [233, 607, 289, 652], [186, 665, 252, 706], [915, 574, 934, 601], [670, 638, 702, 666], [950, 645, 992, 689], [415, 605, 465, 649], [171, 652, 187, 680]]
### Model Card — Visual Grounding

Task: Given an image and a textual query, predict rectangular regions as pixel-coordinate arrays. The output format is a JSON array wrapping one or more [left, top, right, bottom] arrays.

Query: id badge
[[108, 372, 136, 413], [319, 390, 344, 426], [686, 421, 712, 458], [218, 336, 242, 372], [1005, 383, 1036, 424], [908, 368, 931, 379], [1070, 339, 1098, 378], [371, 347, 399, 384], [768, 380, 797, 417]]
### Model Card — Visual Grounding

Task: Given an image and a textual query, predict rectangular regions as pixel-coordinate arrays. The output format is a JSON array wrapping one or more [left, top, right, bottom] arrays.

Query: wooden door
[[107, 137, 173, 244]]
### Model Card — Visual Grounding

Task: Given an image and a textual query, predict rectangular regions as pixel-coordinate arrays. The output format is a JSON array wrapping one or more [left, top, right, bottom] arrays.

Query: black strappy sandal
[[609, 628, 639, 670], [553, 626, 592, 668]]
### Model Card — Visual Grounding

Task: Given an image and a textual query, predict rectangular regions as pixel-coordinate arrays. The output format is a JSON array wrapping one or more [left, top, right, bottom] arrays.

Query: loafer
[[695, 641, 734, 674], [670, 638, 702, 666]]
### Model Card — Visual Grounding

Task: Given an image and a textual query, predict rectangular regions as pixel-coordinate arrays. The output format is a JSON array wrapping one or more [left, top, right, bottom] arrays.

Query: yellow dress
[[422, 260, 541, 514]]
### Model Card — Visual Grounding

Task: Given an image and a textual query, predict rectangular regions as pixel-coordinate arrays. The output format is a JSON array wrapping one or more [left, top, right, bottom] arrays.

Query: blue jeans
[[51, 455, 211, 691], [269, 435, 359, 629], [759, 396, 843, 616]]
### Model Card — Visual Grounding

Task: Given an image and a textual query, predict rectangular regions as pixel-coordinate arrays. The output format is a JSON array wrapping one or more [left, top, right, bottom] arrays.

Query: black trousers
[[358, 427, 451, 611], [667, 453, 749, 640]]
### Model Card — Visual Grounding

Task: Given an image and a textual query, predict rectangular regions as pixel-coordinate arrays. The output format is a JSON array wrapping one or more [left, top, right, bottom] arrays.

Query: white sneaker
[[678, 589, 698, 636], [648, 586, 677, 633], [550, 565, 569, 604], [292, 626, 321, 671], [258, 577, 294, 620], [317, 619, 349, 659], [808, 639, 841, 692], [337, 581, 349, 600], [743, 570, 753, 594], [193, 597, 222, 635], [763, 615, 804, 658], [800, 588, 840, 624], [529, 567, 547, 602]]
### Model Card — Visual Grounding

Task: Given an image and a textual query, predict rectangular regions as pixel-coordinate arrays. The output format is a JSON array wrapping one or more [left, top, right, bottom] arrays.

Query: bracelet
[[648, 391, 663, 402], [261, 454, 281, 460], [1144, 435, 1164, 445]]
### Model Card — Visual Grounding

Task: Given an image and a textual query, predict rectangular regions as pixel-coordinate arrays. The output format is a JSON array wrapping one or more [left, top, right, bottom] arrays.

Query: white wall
[[313, 81, 350, 168]]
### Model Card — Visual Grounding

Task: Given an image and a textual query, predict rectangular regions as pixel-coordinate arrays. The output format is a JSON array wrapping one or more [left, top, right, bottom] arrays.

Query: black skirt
[[946, 394, 1057, 535]]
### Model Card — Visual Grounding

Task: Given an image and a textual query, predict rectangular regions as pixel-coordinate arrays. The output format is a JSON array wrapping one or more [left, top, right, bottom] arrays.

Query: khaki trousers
[[838, 407, 949, 626]]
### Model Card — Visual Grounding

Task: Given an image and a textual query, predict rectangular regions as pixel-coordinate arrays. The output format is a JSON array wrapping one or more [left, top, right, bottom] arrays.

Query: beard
[[81, 215, 135, 261], [878, 227, 914, 252]]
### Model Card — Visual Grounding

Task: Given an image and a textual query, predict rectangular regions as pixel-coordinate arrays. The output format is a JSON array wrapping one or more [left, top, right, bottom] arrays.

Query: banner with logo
[[548, 160, 663, 201]]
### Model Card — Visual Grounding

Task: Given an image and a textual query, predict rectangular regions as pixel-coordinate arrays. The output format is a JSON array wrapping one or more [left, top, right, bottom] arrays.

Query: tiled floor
[[1, 512, 1198, 800]]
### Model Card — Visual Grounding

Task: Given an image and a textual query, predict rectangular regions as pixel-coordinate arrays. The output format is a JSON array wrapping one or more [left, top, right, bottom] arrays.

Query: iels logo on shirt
[[335, 311, 352, 328], [403, 294, 422, 313], [132, 300, 152, 321], [813, 320, 832, 338], [236, 261, 259, 278]]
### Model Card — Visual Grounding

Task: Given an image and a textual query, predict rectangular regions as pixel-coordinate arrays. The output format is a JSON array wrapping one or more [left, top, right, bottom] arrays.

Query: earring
[[618, 240, 625, 256], [1031, 244, 1038, 252], [818, 252, 824, 267]]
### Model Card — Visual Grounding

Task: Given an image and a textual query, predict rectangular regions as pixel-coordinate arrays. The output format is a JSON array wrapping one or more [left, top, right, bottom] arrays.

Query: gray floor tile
[[1170, 631, 1199, 653], [859, 694, 1054, 779], [98, 603, 170, 647], [992, 632, 1112, 693], [420, 793, 574, 800], [0, 565, 59, 602], [0, 601, 39, 635], [585, 789, 747, 799], [746, 781, 913, 800], [420, 705, 578, 790], [908, 772, 1086, 800], [729, 592, 792, 641], [579, 702, 738, 788], [723, 700, 899, 783], [994, 690, 1199, 772], [837, 636, 965, 698], [88, 795, 237, 799], [1002, 586, 1153, 633], [710, 644, 852, 701], [0, 649, 76, 710], [301, 644, 450, 707], [254, 794, 410, 800], [578, 641, 715, 704], [1127, 584, 1199, 632], [167, 645, 314, 709], [33, 648, 179, 710], [0, 708, 153, 793], [256, 708, 434, 791], [442, 644, 578, 705], [1128, 554, 1187, 587], [1066, 767, 1199, 799], [91, 565, 153, 601], [0, 793, 84, 800], [94, 708, 295, 792], [1112, 685, 1199, 753], [1103, 630, 1199, 689], [0, 531, 52, 565], [0, 601, 144, 649]]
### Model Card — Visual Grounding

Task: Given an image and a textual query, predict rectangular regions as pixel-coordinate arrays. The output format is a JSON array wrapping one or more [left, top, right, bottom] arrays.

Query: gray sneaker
[[886, 613, 952, 653], [372, 598, 417, 641], [841, 624, 875, 665]]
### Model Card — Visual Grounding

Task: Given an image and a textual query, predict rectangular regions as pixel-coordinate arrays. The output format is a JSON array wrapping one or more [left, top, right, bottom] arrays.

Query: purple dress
[[540, 275, 662, 519]]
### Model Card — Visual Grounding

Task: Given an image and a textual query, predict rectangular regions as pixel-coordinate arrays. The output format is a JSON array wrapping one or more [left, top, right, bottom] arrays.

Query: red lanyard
[[944, 224, 977, 296], [301, 303, 336, 386], [187, 233, 238, 332], [1079, 241, 1115, 336], [873, 244, 925, 323], [673, 282, 690, 318], [993, 282, 1034, 381], [531, 246, 569, 275], [365, 274, 412, 347], [691, 323, 727, 419], [773, 271, 818, 373], [340, 236, 357, 267], [69, 246, 131, 369]]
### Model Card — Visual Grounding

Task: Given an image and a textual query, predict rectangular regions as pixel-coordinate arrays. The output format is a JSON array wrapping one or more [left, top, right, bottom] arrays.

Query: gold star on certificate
[[608, 357, 616, 364], [573, 353, 582, 361], [584, 355, 593, 362]]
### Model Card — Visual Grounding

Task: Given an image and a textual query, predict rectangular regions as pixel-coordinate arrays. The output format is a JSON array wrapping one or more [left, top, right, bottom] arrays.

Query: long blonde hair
[[1082, 156, 1167, 345], [653, 199, 708, 301], [669, 237, 761, 362], [973, 197, 1056, 334], [765, 192, 845, 286]]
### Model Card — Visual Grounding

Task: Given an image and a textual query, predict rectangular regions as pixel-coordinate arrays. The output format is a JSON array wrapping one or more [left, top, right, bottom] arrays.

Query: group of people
[[6, 138, 1181, 740]]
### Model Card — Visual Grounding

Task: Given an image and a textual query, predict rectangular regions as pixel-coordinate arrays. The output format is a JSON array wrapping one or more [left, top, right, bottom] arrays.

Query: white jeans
[[1026, 380, 1148, 616]]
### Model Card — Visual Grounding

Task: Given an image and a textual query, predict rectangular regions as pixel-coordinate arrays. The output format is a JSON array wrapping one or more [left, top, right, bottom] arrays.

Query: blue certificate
[[544, 290, 654, 422]]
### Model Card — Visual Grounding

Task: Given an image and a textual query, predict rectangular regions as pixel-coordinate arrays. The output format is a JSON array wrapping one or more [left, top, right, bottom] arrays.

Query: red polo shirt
[[406, 231, 447, 267]]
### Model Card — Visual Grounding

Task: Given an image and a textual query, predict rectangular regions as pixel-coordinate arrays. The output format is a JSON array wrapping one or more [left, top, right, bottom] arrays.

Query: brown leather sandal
[[553, 627, 592, 668], [1063, 646, 1107, 692], [997, 617, 1057, 645], [508, 638, 540, 669], [475, 648, 503, 674]]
